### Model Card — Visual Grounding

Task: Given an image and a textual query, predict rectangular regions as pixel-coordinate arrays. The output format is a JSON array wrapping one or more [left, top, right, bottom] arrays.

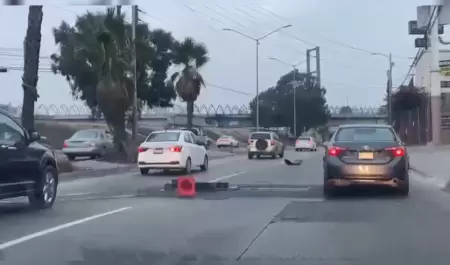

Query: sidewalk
[[408, 145, 450, 189]]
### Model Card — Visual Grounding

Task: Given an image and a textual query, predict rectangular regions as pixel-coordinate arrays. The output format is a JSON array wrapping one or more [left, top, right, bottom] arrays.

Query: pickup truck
[[179, 127, 211, 149]]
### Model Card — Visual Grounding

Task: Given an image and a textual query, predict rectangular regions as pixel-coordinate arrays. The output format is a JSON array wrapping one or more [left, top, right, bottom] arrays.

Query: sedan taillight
[[385, 146, 405, 157], [169, 146, 183, 152], [63, 140, 68, 148], [138, 146, 147, 153], [328, 146, 347, 156]]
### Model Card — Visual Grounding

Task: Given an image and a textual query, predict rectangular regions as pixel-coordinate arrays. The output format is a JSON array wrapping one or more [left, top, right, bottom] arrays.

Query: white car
[[137, 130, 209, 175], [295, 136, 317, 151], [216, 135, 239, 148]]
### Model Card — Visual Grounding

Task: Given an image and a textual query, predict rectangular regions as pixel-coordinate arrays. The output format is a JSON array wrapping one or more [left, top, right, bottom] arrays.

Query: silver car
[[62, 129, 114, 160]]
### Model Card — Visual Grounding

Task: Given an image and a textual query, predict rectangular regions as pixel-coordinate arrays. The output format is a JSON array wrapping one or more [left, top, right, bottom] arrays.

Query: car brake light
[[63, 141, 68, 148], [295, 140, 299, 144], [271, 140, 275, 145], [137, 146, 147, 153], [169, 146, 182, 152], [385, 147, 405, 157], [328, 146, 347, 156]]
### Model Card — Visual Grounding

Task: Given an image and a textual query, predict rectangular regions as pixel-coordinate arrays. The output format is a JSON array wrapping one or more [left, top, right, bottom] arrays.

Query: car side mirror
[[29, 131, 41, 143]]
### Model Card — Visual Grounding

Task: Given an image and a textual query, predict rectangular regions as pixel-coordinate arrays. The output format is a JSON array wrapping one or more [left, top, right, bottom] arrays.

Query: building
[[414, 49, 450, 144]]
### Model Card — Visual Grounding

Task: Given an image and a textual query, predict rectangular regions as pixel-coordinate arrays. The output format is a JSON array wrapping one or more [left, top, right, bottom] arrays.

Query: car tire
[[248, 153, 253, 159], [279, 151, 284, 158], [271, 153, 277, 159], [323, 185, 336, 198], [67, 155, 75, 161], [28, 165, 58, 209], [183, 158, 192, 174], [398, 178, 410, 196], [140, 168, 149, 175], [200, 155, 209, 171]]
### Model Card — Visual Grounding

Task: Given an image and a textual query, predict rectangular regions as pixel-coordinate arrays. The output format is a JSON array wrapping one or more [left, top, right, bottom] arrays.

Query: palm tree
[[172, 37, 209, 129], [22, 5, 43, 131]]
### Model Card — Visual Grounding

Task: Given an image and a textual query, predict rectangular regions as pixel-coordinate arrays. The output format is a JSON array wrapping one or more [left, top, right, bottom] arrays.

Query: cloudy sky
[[0, 0, 437, 113]]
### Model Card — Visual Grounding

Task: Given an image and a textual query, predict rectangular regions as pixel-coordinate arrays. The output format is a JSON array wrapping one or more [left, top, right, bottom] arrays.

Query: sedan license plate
[[153, 148, 163, 154], [358, 152, 374, 160]]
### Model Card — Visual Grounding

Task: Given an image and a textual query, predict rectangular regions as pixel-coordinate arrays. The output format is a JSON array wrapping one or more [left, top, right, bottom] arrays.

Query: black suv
[[0, 110, 58, 208]]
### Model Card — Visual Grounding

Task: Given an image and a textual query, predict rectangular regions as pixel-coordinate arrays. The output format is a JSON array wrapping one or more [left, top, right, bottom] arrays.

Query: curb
[[410, 166, 433, 179], [410, 166, 450, 191], [60, 165, 137, 182]]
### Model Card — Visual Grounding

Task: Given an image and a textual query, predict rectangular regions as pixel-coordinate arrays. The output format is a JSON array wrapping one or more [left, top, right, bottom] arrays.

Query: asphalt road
[[1, 149, 450, 264]]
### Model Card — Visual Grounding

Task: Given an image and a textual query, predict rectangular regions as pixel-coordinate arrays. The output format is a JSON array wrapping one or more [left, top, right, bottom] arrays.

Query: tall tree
[[339, 106, 352, 114], [172, 37, 209, 129], [21, 5, 43, 131], [250, 69, 329, 133], [50, 8, 179, 157]]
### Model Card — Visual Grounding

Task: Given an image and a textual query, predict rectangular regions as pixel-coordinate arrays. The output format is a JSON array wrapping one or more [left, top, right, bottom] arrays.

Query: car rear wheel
[[279, 151, 284, 158], [28, 165, 58, 209], [200, 155, 209, 171], [323, 184, 336, 198], [271, 153, 277, 159], [397, 179, 409, 196], [67, 155, 75, 161], [140, 168, 149, 175], [248, 153, 253, 160], [183, 158, 192, 174]]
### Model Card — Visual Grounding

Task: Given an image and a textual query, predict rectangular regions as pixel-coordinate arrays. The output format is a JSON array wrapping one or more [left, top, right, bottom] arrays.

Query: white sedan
[[216, 135, 239, 148], [137, 130, 209, 175], [295, 136, 317, 151]]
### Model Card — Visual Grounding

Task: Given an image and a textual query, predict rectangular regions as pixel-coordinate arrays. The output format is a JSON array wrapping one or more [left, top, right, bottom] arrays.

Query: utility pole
[[292, 67, 297, 137], [131, 5, 138, 140], [387, 53, 393, 125], [268, 57, 305, 137], [430, 6, 441, 145], [316, 47, 321, 88], [306, 47, 321, 89]]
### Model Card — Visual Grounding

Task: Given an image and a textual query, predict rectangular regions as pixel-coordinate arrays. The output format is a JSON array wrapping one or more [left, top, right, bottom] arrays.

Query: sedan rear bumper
[[324, 156, 409, 184]]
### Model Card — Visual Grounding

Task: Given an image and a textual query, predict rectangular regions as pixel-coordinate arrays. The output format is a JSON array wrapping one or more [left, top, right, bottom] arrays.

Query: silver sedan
[[62, 129, 114, 160]]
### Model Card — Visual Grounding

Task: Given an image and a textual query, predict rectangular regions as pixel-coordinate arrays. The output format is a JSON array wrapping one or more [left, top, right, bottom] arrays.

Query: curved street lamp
[[223, 24, 292, 131]]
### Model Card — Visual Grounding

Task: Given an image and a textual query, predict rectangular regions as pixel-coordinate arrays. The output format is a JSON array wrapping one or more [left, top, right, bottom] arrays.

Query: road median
[[57, 149, 245, 182]]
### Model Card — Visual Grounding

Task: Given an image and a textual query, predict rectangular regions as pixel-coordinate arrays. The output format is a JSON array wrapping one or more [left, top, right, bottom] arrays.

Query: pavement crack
[[235, 218, 275, 261]]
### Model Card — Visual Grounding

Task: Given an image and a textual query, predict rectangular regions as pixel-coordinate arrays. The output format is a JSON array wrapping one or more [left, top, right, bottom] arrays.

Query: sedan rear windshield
[[250, 133, 271, 140], [146, 132, 180, 142], [335, 127, 396, 142], [72, 131, 98, 139]]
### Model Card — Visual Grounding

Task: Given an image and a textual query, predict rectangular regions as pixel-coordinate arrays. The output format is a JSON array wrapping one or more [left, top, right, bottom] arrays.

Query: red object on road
[[177, 177, 196, 197]]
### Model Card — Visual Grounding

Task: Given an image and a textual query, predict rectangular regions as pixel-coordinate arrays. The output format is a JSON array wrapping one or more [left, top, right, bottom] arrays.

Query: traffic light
[[0, 68, 7, 73]]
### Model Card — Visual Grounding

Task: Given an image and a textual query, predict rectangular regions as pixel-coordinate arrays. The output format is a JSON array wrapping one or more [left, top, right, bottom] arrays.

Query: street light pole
[[256, 40, 260, 131], [268, 57, 305, 136], [223, 25, 292, 131], [371, 52, 395, 125]]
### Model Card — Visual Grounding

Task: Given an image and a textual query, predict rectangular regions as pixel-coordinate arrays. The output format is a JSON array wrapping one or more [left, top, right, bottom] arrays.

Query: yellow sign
[[441, 67, 450, 76]]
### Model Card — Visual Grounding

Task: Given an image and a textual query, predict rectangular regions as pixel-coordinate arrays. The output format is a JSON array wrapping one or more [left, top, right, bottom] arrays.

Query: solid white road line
[[208, 172, 245, 183], [0, 207, 132, 251]]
